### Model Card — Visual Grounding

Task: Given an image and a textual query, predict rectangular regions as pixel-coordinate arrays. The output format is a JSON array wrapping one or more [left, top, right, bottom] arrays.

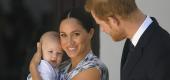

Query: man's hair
[[85, 0, 138, 21]]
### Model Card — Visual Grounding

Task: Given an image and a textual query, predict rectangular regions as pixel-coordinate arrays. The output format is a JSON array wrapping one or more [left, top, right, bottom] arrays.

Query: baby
[[27, 31, 64, 80]]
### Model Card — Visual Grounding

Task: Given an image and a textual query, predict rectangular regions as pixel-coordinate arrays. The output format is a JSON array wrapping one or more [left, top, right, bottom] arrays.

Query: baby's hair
[[40, 31, 60, 43]]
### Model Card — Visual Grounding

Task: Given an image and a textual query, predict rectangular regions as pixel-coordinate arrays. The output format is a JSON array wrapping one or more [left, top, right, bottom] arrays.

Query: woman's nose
[[68, 36, 74, 45]]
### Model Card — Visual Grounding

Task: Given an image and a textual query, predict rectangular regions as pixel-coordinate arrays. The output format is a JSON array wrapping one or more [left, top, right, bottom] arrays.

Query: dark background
[[0, 0, 99, 80]]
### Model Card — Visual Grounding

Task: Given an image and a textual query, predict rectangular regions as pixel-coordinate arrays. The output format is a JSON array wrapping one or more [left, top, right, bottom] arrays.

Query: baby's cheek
[[43, 56, 51, 62]]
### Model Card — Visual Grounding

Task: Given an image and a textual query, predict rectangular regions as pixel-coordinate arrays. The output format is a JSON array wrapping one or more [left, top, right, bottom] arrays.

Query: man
[[85, 0, 170, 80]]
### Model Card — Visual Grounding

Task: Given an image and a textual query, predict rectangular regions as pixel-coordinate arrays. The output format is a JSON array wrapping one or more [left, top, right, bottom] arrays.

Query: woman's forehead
[[60, 18, 85, 30], [61, 18, 81, 25]]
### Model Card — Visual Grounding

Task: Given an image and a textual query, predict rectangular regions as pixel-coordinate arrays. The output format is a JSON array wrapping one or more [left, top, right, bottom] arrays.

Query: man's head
[[40, 31, 63, 68], [85, 0, 138, 21], [85, 0, 139, 41]]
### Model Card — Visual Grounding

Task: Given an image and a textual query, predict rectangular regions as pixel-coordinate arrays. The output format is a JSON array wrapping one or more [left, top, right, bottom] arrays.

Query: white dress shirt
[[131, 16, 153, 46]]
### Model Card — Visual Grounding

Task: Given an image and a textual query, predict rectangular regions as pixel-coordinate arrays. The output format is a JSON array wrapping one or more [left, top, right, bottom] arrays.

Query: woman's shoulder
[[78, 53, 108, 73], [75, 53, 109, 80], [85, 53, 107, 67]]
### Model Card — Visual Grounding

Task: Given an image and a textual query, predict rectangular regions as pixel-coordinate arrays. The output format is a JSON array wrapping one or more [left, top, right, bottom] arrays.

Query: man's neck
[[125, 10, 146, 39]]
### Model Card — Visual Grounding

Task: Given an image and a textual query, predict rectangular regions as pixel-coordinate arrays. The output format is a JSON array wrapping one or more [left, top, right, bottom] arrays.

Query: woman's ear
[[89, 28, 94, 39]]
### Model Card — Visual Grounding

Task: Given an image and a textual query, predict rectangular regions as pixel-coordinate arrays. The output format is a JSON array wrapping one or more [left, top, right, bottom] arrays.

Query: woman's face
[[59, 18, 93, 59]]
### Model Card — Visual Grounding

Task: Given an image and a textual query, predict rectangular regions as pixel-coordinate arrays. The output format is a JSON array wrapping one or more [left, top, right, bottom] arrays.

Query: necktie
[[123, 41, 135, 68], [128, 41, 135, 52]]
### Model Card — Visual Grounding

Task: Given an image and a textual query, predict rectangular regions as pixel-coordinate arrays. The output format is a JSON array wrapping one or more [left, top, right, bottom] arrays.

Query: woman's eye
[[74, 32, 80, 36], [48, 51, 53, 53]]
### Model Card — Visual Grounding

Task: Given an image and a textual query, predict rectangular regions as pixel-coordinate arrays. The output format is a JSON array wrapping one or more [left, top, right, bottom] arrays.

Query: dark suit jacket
[[121, 17, 170, 80]]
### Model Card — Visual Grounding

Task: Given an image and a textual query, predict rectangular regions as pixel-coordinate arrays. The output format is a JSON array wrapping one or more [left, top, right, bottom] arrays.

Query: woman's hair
[[59, 7, 94, 32], [85, 0, 138, 21]]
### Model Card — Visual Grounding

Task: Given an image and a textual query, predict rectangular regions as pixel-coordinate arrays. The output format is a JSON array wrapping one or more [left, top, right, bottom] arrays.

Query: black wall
[[0, 0, 99, 80]]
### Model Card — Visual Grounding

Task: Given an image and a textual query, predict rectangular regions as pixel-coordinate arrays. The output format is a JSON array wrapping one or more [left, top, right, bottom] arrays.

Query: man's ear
[[107, 16, 119, 26]]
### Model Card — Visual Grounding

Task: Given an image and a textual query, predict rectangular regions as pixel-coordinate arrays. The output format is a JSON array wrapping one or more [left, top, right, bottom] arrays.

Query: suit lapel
[[122, 46, 143, 76]]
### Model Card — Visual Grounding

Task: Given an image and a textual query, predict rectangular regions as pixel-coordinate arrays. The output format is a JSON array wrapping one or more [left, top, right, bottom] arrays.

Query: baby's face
[[42, 40, 63, 68]]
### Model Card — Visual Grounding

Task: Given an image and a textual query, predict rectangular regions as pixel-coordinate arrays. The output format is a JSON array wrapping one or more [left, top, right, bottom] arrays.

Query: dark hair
[[59, 7, 94, 32]]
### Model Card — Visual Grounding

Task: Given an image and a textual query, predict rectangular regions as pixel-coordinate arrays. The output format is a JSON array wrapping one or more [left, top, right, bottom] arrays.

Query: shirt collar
[[131, 16, 153, 46]]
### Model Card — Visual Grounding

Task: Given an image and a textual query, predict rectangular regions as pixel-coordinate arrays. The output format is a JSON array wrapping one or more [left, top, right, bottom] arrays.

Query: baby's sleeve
[[26, 60, 58, 80]]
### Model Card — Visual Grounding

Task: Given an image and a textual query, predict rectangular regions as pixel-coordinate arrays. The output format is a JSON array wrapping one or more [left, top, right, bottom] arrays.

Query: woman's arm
[[29, 42, 42, 80], [72, 67, 101, 80]]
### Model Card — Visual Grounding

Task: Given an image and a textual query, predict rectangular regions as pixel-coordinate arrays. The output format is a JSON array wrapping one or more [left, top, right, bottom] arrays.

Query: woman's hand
[[29, 42, 42, 80], [30, 42, 42, 67]]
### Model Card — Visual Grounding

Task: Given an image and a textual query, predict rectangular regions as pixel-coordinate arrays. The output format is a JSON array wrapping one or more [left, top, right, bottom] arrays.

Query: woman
[[29, 7, 109, 80]]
